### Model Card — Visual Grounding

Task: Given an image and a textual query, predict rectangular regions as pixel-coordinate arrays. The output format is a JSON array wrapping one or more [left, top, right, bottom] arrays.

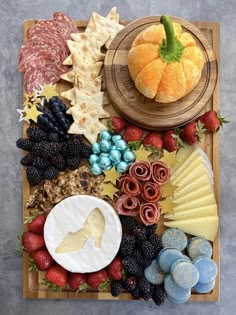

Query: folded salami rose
[[140, 202, 160, 226], [141, 182, 162, 202], [115, 194, 140, 217], [129, 161, 151, 182], [118, 175, 141, 197], [151, 161, 170, 185]]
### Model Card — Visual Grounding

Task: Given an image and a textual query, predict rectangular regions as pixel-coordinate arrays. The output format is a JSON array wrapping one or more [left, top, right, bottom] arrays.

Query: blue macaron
[[170, 257, 191, 275], [164, 274, 191, 301], [167, 293, 191, 304], [193, 280, 216, 293], [187, 237, 213, 260], [171, 261, 199, 289], [161, 228, 188, 251], [158, 248, 184, 273], [144, 258, 165, 285], [192, 256, 218, 284]]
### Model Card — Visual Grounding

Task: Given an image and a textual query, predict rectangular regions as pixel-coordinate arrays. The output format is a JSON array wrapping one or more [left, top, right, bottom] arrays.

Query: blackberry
[[33, 157, 51, 169], [133, 225, 147, 241], [31, 141, 48, 156], [16, 138, 34, 151], [132, 248, 152, 268], [41, 142, 62, 159], [119, 216, 138, 231], [138, 277, 151, 297], [48, 133, 60, 142], [26, 127, 48, 142], [145, 224, 157, 237], [67, 156, 81, 170], [122, 256, 143, 277], [51, 154, 67, 171], [149, 234, 162, 254], [111, 280, 123, 297], [119, 235, 135, 257], [20, 153, 34, 166], [80, 142, 91, 159], [132, 287, 141, 299], [123, 276, 137, 292], [152, 285, 167, 306], [26, 167, 43, 186], [66, 141, 81, 156], [43, 166, 59, 180], [141, 241, 156, 260]]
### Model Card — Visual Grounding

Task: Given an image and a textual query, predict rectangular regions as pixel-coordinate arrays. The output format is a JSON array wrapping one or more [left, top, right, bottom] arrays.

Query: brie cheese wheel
[[44, 195, 122, 273]]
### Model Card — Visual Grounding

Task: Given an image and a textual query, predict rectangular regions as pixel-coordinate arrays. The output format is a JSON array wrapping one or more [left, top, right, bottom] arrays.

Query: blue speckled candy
[[167, 293, 191, 304], [123, 150, 136, 163], [116, 161, 129, 173], [100, 140, 112, 153], [170, 257, 191, 275], [88, 154, 99, 165], [171, 261, 199, 289], [187, 237, 213, 260], [158, 248, 183, 273], [99, 156, 112, 170], [193, 280, 216, 293], [192, 256, 218, 284], [164, 274, 191, 301], [161, 228, 188, 251], [100, 130, 112, 141], [144, 259, 165, 285], [90, 163, 102, 175], [111, 134, 122, 144], [110, 149, 122, 163], [115, 139, 128, 151], [91, 142, 101, 154]]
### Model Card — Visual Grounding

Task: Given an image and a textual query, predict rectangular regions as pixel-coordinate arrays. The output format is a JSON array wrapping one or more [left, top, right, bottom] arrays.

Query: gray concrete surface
[[0, 0, 235, 314]]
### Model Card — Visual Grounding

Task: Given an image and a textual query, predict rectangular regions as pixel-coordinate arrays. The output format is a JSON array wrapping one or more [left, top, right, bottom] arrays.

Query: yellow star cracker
[[23, 92, 41, 108], [160, 149, 178, 168], [161, 182, 179, 199], [160, 198, 176, 215], [134, 145, 152, 162], [103, 167, 121, 185], [40, 84, 58, 101], [101, 182, 119, 200], [24, 105, 42, 123]]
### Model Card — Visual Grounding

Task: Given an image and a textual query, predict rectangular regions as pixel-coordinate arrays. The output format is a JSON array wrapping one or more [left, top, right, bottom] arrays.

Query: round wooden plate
[[104, 16, 218, 130]]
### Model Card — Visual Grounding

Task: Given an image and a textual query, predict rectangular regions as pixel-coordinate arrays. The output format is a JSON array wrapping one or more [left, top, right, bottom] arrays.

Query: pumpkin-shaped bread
[[128, 15, 205, 103]]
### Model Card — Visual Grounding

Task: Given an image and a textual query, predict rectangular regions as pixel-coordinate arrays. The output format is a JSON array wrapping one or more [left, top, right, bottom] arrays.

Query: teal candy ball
[[100, 140, 112, 153], [116, 161, 129, 173], [110, 149, 122, 163], [112, 134, 122, 144], [123, 150, 136, 163], [100, 130, 112, 141], [99, 156, 112, 170], [115, 139, 128, 151], [88, 154, 99, 165], [91, 142, 101, 154], [90, 163, 102, 175], [99, 152, 109, 158]]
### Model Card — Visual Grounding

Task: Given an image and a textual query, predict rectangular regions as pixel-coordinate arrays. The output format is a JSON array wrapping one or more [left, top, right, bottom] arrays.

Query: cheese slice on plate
[[164, 204, 218, 220], [174, 193, 216, 212], [164, 215, 219, 241], [173, 184, 214, 204]]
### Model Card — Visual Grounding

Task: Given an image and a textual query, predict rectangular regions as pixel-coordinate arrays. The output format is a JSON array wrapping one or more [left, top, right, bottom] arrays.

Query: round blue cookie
[[167, 293, 191, 304], [158, 248, 184, 273], [170, 257, 191, 275], [161, 228, 188, 251], [187, 237, 213, 260], [144, 259, 165, 285], [194, 280, 216, 293], [182, 254, 191, 263], [164, 274, 191, 301], [171, 261, 199, 289], [192, 256, 218, 284]]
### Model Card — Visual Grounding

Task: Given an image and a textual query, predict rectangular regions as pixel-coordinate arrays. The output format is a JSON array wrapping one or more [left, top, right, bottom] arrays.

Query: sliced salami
[[129, 161, 152, 182], [53, 12, 78, 39], [141, 182, 162, 203], [140, 202, 160, 226], [118, 175, 141, 197], [151, 161, 171, 185], [115, 194, 140, 217]]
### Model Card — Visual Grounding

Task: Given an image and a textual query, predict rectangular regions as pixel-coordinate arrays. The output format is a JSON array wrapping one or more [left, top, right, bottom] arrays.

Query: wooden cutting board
[[22, 19, 220, 302], [104, 16, 218, 130]]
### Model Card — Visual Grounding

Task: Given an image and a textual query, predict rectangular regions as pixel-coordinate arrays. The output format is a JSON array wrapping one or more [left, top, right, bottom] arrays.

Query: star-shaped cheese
[[101, 182, 119, 200], [23, 92, 41, 107], [135, 145, 152, 162], [103, 167, 121, 185], [160, 149, 178, 168], [24, 105, 42, 123], [161, 182, 179, 199], [160, 198, 176, 215], [40, 84, 58, 101]]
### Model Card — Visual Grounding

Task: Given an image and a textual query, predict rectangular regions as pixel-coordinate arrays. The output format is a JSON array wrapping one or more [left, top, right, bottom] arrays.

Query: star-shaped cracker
[[101, 182, 119, 200], [135, 145, 152, 162], [16, 108, 27, 123], [23, 92, 41, 108], [160, 149, 178, 168], [40, 84, 58, 101], [161, 182, 179, 199], [103, 167, 121, 185], [160, 198, 176, 215], [24, 105, 42, 123]]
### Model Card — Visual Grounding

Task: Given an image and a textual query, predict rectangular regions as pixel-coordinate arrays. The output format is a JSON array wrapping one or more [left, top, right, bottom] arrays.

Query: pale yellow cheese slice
[[164, 215, 219, 241], [174, 193, 216, 212], [173, 184, 214, 204], [171, 144, 195, 173], [164, 204, 218, 220]]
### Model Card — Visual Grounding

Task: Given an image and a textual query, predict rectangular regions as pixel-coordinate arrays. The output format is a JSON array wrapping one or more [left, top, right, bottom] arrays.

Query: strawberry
[[68, 273, 88, 292], [142, 133, 163, 150], [123, 125, 143, 142], [22, 231, 45, 253], [107, 257, 124, 281], [108, 117, 126, 133], [45, 264, 68, 290], [180, 121, 205, 145], [162, 130, 183, 152], [31, 249, 54, 271], [198, 110, 229, 132], [87, 269, 110, 291], [25, 212, 46, 235]]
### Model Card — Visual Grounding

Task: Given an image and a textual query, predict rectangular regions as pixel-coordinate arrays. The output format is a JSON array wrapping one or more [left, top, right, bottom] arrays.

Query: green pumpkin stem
[[159, 15, 185, 63]]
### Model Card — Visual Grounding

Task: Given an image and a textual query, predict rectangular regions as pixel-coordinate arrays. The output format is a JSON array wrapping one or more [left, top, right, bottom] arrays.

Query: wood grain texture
[[104, 16, 218, 130], [22, 19, 220, 301]]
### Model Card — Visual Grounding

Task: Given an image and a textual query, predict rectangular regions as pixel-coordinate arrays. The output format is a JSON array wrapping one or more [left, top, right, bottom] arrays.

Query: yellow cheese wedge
[[164, 204, 218, 220], [171, 145, 195, 173], [174, 193, 216, 212], [164, 215, 219, 241], [173, 184, 214, 204]]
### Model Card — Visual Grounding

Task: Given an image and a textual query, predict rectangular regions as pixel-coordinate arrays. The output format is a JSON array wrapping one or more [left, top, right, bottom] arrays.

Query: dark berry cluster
[[16, 126, 91, 186]]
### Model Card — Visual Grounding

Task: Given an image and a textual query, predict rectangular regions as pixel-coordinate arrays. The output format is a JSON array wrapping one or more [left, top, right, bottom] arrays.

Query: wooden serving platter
[[22, 19, 220, 301]]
